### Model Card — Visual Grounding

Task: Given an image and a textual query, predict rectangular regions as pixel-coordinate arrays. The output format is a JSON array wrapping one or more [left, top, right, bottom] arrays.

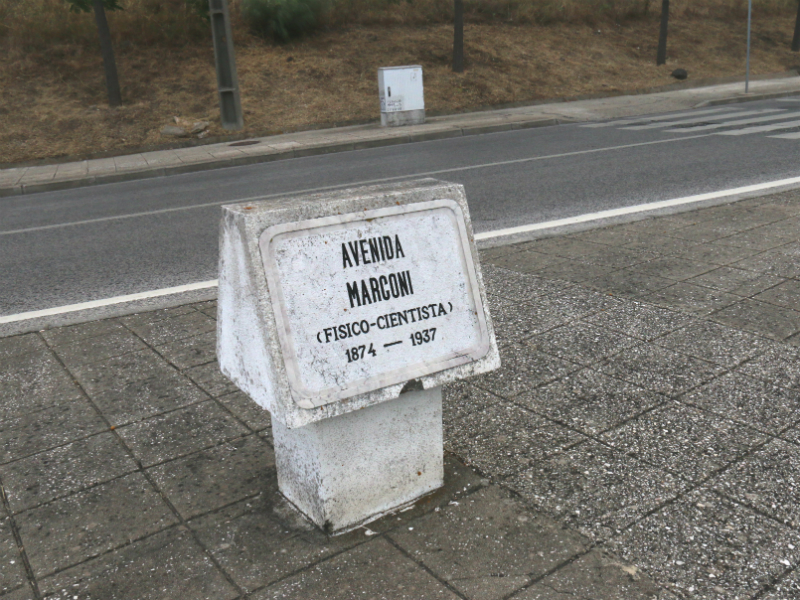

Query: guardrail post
[[208, 0, 243, 130], [657, 0, 669, 66], [453, 0, 464, 73]]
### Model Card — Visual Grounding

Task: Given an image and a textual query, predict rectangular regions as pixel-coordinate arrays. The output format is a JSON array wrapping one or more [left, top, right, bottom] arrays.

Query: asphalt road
[[4, 98, 800, 316]]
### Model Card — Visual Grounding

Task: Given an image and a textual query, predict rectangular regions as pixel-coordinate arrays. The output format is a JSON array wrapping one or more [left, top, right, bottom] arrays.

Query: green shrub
[[241, 0, 330, 42], [184, 0, 210, 21]]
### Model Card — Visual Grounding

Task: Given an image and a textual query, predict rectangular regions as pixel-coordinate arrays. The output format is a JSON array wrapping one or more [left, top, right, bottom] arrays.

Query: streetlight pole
[[745, 0, 752, 93]]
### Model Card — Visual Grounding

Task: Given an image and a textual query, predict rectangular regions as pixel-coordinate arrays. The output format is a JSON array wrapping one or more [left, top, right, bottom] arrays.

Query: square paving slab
[[736, 343, 800, 390], [655, 320, 772, 368], [609, 489, 800, 600], [189, 492, 359, 592], [711, 298, 800, 341], [51, 328, 147, 371], [15, 472, 176, 579], [516, 368, 666, 436], [69, 348, 209, 426], [683, 372, 800, 435], [444, 393, 585, 478], [583, 301, 696, 342], [486, 297, 567, 345], [0, 518, 27, 594], [471, 342, 582, 398], [115, 400, 250, 467], [251, 538, 460, 600], [0, 351, 84, 421], [0, 433, 138, 514], [146, 434, 275, 519], [389, 486, 589, 600], [527, 322, 639, 366], [687, 266, 787, 297], [39, 526, 238, 599], [506, 440, 686, 541], [600, 403, 766, 482], [708, 438, 800, 529], [481, 265, 571, 302], [0, 334, 47, 361], [0, 398, 106, 465], [516, 549, 671, 600], [643, 281, 740, 316], [597, 344, 725, 397]]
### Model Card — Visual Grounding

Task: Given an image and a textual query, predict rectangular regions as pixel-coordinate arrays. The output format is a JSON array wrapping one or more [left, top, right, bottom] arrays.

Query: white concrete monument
[[217, 179, 499, 534]]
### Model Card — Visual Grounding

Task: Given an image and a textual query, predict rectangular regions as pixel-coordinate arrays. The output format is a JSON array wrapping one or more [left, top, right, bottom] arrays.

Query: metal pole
[[792, 0, 800, 51], [92, 0, 122, 107], [656, 0, 669, 66], [745, 0, 752, 93], [453, 0, 464, 73], [208, 0, 243, 130]]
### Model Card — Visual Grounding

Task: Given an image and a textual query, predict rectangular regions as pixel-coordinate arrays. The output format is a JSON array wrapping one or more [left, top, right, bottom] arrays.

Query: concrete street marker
[[216, 178, 499, 533]]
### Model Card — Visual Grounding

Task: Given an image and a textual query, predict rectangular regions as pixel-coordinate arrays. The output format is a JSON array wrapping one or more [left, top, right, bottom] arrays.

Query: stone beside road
[[2, 189, 800, 599]]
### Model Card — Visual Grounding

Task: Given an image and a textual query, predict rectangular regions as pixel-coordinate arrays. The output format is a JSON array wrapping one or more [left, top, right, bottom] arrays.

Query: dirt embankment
[[2, 11, 800, 165]]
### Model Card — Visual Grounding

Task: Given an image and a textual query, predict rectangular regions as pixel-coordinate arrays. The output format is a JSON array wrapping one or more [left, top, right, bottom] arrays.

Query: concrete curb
[[4, 75, 800, 200], [695, 89, 800, 107], [0, 118, 560, 198]]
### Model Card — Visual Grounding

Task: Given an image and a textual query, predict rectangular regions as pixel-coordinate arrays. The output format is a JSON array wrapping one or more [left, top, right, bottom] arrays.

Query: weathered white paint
[[217, 179, 498, 534], [378, 66, 425, 127], [259, 200, 490, 408], [217, 179, 500, 429], [273, 386, 443, 534]]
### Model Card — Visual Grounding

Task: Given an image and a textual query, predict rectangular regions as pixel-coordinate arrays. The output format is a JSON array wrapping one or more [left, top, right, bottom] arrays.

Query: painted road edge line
[[0, 280, 219, 325], [475, 175, 800, 241], [5, 174, 800, 325]]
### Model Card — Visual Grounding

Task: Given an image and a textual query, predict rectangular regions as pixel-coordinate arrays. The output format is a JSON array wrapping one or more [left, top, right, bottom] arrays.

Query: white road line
[[769, 131, 800, 139], [580, 107, 733, 128], [475, 175, 800, 240], [623, 109, 783, 130], [717, 118, 800, 136], [5, 173, 800, 325], [0, 280, 218, 325], [663, 110, 800, 132], [0, 133, 713, 237]]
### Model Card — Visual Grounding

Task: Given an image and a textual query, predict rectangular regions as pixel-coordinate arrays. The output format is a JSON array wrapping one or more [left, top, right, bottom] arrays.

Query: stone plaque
[[259, 199, 490, 408]]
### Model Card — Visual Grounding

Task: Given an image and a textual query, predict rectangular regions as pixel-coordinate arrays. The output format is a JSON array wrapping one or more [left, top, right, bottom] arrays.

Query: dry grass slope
[[1, 0, 799, 164]]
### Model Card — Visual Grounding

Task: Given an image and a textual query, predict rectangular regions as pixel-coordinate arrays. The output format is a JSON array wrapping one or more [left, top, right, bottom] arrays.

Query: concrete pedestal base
[[381, 109, 426, 127], [272, 386, 443, 535]]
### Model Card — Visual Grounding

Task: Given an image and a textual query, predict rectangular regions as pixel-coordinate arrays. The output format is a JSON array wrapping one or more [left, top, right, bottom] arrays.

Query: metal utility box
[[378, 66, 425, 127]]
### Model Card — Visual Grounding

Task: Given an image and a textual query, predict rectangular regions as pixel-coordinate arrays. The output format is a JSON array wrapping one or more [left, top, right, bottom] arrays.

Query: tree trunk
[[453, 0, 464, 73], [92, 0, 122, 107], [657, 0, 669, 66], [793, 0, 800, 51]]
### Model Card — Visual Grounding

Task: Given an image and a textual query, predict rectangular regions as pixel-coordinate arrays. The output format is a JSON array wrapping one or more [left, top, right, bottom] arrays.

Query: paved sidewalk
[[2, 75, 800, 198], [2, 189, 800, 599]]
